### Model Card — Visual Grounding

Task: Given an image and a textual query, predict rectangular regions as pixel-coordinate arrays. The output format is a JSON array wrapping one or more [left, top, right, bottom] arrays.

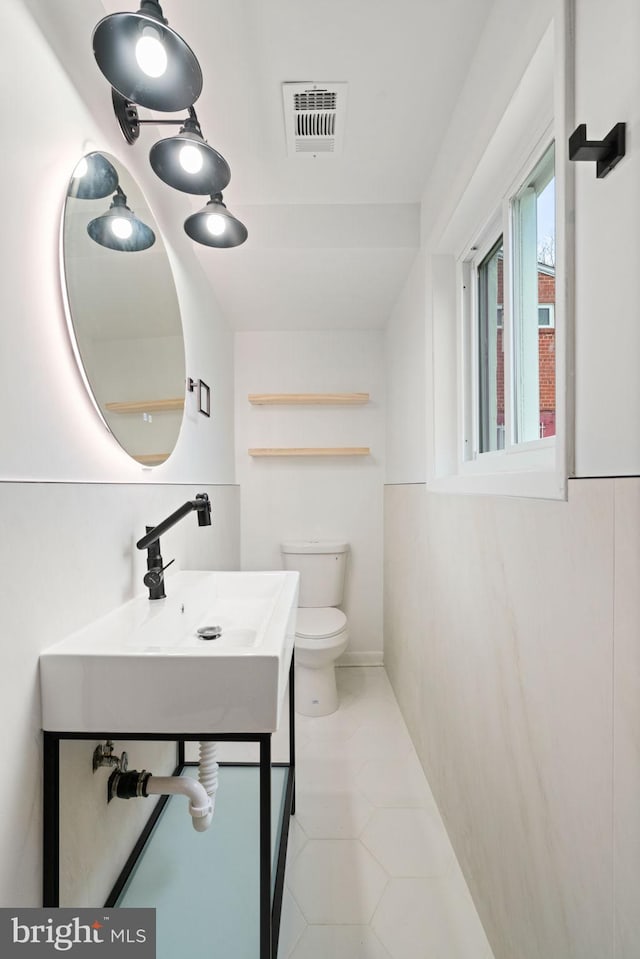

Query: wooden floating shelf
[[249, 447, 370, 457], [105, 398, 184, 414], [248, 393, 369, 406], [134, 453, 170, 465]]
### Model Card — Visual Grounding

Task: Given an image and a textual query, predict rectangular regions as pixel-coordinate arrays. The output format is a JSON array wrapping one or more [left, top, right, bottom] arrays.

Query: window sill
[[427, 466, 566, 501]]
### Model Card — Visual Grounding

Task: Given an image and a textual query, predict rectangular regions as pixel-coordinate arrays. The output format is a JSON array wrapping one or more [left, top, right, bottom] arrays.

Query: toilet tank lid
[[282, 540, 349, 554]]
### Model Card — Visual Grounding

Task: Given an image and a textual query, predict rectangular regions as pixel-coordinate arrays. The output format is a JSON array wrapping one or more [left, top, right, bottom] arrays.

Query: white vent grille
[[295, 112, 336, 138], [283, 82, 347, 157], [294, 91, 337, 111], [296, 138, 335, 154]]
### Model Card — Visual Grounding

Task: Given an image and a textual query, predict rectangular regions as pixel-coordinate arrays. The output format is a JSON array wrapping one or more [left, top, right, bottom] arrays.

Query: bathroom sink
[[40, 570, 299, 734]]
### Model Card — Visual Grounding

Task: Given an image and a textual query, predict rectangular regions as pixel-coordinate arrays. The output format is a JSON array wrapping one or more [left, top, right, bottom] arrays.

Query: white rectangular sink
[[40, 570, 299, 734]]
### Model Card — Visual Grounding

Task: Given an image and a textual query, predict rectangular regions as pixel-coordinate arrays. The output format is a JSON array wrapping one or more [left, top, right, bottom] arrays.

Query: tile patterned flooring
[[278, 667, 495, 959]]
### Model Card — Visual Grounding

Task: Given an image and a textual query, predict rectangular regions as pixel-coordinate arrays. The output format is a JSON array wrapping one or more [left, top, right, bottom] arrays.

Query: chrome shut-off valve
[[92, 740, 128, 774]]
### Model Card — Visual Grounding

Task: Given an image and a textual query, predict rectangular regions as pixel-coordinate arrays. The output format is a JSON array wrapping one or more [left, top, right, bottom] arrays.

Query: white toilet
[[281, 540, 349, 717]]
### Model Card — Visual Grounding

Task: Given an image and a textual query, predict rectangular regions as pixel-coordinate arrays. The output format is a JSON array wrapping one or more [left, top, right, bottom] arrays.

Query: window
[[512, 143, 555, 443], [477, 238, 505, 452], [466, 141, 556, 460], [538, 303, 554, 327], [428, 23, 569, 500]]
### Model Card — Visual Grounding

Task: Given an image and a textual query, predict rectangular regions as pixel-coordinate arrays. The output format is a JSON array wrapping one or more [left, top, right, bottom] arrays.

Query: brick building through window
[[495, 256, 556, 439]]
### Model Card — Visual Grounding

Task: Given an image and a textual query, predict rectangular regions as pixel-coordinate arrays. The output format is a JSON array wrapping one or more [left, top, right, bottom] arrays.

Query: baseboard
[[337, 651, 384, 667]]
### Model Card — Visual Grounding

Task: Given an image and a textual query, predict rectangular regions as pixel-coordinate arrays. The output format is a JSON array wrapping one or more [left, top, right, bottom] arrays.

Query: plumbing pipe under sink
[[197, 741, 219, 813], [108, 741, 219, 832], [145, 774, 213, 832], [149, 740, 219, 832]]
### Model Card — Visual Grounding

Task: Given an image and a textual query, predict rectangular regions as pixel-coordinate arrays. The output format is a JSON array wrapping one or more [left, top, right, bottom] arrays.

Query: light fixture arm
[[136, 118, 189, 125], [112, 89, 202, 144], [133, 106, 200, 127]]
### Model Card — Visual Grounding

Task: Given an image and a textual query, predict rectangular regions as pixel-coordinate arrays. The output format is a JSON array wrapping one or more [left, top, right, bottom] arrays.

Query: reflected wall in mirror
[[62, 152, 186, 466]]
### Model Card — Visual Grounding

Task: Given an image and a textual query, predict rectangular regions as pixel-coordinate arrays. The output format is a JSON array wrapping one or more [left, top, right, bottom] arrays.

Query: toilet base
[[295, 662, 339, 717]]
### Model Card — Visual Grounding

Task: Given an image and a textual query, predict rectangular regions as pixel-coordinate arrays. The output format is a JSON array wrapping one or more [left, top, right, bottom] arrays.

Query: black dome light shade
[[184, 193, 248, 248], [92, 1, 202, 112], [68, 152, 119, 199], [87, 189, 156, 252], [149, 115, 231, 195]]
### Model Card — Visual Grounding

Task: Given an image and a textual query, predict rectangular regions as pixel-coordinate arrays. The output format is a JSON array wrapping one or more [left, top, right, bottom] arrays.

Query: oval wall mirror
[[62, 152, 185, 466]]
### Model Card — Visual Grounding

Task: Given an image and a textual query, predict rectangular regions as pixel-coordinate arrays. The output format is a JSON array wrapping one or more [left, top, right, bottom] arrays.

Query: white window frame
[[462, 137, 556, 474], [463, 218, 505, 461], [427, 13, 572, 501], [538, 302, 555, 328]]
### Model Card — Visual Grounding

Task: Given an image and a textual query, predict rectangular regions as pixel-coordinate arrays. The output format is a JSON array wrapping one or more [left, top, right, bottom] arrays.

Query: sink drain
[[197, 625, 222, 641]]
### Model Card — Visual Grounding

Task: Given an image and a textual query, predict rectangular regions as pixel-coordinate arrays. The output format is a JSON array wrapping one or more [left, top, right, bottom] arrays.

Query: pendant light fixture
[[67, 152, 119, 199], [87, 187, 156, 252], [92, 5, 247, 248], [149, 108, 230, 195], [93, 0, 203, 112], [184, 193, 248, 248]]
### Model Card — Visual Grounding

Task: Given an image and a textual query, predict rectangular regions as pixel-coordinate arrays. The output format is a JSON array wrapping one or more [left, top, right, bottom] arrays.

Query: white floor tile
[[287, 839, 388, 924], [361, 807, 456, 878], [285, 667, 493, 958], [277, 888, 306, 959], [341, 692, 404, 724], [286, 816, 308, 864], [372, 876, 493, 959], [356, 751, 437, 808], [290, 924, 392, 959], [295, 706, 361, 742], [340, 718, 416, 762], [295, 755, 365, 790], [336, 666, 397, 703], [294, 787, 374, 839]]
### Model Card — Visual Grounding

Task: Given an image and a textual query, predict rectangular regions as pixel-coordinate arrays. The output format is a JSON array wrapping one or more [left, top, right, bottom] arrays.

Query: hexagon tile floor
[[278, 667, 495, 959]]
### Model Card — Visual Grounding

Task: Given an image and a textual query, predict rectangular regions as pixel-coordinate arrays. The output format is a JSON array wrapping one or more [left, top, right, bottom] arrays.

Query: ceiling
[[41, 0, 497, 331]]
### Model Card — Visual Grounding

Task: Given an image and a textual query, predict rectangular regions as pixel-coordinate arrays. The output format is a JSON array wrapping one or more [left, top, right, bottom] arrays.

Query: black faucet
[[136, 493, 212, 600]]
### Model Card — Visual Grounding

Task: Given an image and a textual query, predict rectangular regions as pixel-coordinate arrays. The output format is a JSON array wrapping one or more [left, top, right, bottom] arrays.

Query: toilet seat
[[295, 607, 347, 640]]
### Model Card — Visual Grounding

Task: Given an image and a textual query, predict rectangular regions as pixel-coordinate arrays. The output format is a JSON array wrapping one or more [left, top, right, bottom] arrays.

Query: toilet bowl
[[281, 540, 350, 718], [294, 607, 349, 717]]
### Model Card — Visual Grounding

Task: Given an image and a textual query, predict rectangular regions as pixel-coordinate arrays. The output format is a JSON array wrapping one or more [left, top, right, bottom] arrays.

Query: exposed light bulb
[[111, 217, 133, 240], [179, 144, 204, 174], [135, 28, 167, 78], [206, 214, 226, 236], [72, 157, 88, 179]]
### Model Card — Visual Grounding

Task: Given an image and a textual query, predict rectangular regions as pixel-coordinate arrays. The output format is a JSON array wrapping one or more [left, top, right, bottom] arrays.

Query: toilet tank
[[281, 541, 349, 607]]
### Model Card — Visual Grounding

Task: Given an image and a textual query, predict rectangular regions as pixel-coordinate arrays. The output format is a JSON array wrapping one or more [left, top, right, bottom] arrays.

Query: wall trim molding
[[384, 482, 427, 488], [0, 480, 241, 488], [338, 652, 384, 667]]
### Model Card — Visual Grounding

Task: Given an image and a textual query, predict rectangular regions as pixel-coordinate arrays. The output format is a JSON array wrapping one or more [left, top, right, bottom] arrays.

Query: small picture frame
[[198, 379, 211, 418], [188, 377, 211, 417]]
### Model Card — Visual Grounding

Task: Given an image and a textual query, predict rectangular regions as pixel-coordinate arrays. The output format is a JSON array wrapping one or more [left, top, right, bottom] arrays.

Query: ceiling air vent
[[282, 82, 348, 157]]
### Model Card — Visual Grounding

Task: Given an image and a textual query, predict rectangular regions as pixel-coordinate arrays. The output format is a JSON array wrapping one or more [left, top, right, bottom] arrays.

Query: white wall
[[0, 2, 239, 907], [384, 1, 640, 957], [385, 480, 617, 959], [0, 483, 240, 908], [385, 255, 426, 485], [235, 331, 385, 663], [572, 0, 640, 476], [2, 0, 235, 485]]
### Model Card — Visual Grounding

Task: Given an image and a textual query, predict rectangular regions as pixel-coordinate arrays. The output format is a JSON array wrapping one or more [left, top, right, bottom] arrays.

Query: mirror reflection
[[62, 152, 185, 466]]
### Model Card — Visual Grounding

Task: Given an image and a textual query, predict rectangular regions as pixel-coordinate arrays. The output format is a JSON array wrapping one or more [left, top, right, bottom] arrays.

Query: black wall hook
[[569, 122, 626, 178]]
